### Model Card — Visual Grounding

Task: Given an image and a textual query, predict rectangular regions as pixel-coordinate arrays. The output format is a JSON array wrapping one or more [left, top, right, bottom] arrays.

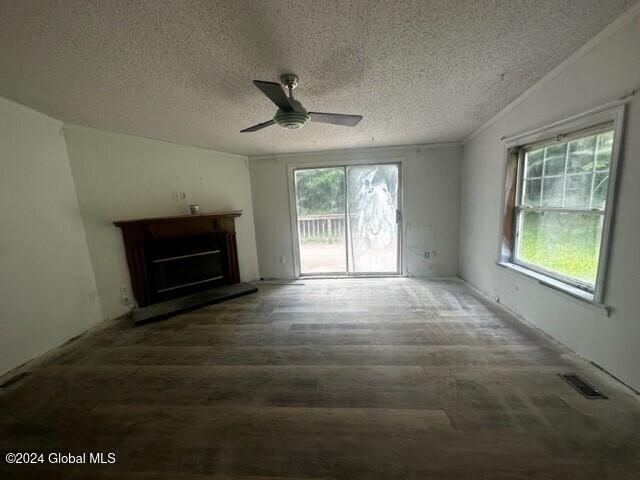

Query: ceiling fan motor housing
[[273, 99, 310, 129], [274, 110, 310, 129]]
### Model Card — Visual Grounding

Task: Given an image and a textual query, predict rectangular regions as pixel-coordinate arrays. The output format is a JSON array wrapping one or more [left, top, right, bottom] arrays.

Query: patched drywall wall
[[64, 125, 259, 320], [0, 98, 102, 375], [459, 7, 640, 390], [250, 145, 461, 279]]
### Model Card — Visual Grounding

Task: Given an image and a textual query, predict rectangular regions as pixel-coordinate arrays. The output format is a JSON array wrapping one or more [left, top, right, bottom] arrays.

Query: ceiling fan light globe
[[273, 110, 310, 130]]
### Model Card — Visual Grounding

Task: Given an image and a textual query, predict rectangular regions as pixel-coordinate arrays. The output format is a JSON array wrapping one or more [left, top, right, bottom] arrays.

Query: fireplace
[[149, 232, 227, 301], [114, 211, 243, 308]]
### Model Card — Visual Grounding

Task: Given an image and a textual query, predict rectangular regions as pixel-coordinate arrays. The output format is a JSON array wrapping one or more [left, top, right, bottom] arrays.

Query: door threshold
[[299, 274, 403, 280]]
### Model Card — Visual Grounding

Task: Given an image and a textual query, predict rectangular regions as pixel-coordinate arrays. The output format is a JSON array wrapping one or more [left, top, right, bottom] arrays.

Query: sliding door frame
[[287, 157, 404, 278]]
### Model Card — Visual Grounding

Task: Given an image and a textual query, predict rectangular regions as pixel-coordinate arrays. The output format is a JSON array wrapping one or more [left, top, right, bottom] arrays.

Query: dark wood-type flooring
[[1, 278, 639, 479]]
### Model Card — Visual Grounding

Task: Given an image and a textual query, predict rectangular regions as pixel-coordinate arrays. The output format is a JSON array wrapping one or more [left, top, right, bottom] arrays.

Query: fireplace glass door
[[148, 233, 226, 301]]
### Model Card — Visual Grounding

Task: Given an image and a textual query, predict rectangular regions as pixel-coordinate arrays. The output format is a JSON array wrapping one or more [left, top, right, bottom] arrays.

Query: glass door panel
[[346, 164, 399, 273], [295, 167, 347, 274]]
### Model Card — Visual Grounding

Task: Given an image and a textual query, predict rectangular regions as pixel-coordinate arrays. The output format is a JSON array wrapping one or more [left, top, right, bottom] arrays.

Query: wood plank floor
[[1, 278, 639, 479]]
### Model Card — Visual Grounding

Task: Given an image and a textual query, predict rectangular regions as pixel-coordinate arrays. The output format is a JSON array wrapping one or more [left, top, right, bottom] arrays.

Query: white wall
[[250, 145, 462, 279], [64, 125, 259, 320], [0, 98, 102, 375], [459, 6, 640, 390]]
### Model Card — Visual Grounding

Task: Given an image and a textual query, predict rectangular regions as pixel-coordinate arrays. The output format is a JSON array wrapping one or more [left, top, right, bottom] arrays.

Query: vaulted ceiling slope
[[0, 0, 634, 155]]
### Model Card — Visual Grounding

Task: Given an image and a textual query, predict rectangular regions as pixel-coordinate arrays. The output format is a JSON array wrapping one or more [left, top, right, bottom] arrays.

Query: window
[[499, 105, 625, 304]]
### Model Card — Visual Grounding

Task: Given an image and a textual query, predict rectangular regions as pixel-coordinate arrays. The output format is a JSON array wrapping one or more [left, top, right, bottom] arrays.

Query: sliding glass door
[[294, 163, 400, 276]]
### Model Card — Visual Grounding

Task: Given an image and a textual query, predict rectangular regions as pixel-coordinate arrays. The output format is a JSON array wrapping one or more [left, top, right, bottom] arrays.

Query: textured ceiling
[[0, 0, 634, 155]]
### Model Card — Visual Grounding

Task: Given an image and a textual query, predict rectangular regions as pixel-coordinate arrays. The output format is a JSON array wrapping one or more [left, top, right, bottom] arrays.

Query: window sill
[[495, 262, 610, 316]]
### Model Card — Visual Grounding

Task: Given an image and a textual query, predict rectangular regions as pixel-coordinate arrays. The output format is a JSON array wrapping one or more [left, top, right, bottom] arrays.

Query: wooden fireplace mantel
[[113, 210, 242, 227], [114, 211, 242, 308]]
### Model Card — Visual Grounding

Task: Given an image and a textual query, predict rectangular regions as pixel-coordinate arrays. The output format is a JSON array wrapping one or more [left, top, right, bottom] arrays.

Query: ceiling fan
[[241, 74, 363, 133]]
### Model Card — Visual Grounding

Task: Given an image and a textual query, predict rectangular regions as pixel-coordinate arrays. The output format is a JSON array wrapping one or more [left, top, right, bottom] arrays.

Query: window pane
[[595, 131, 613, 171], [541, 176, 563, 207], [543, 144, 567, 176], [522, 179, 541, 206], [525, 149, 544, 178], [295, 168, 347, 274], [566, 135, 596, 173], [565, 173, 592, 209], [592, 172, 609, 210], [346, 164, 399, 273], [517, 211, 603, 285]]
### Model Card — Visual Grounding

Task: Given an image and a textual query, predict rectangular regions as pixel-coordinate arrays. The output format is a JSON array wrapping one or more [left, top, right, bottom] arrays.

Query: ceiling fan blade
[[253, 80, 292, 111], [240, 119, 275, 133], [309, 112, 363, 127]]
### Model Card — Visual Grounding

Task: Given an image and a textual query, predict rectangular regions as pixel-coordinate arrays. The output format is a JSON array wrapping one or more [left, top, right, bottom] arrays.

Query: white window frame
[[497, 102, 627, 305]]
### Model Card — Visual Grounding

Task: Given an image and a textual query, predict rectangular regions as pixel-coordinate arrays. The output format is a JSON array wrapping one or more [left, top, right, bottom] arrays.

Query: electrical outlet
[[280, 256, 286, 264], [120, 286, 131, 305]]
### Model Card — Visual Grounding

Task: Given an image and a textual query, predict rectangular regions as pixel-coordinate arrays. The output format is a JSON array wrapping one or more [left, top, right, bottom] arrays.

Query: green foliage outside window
[[295, 168, 345, 215]]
